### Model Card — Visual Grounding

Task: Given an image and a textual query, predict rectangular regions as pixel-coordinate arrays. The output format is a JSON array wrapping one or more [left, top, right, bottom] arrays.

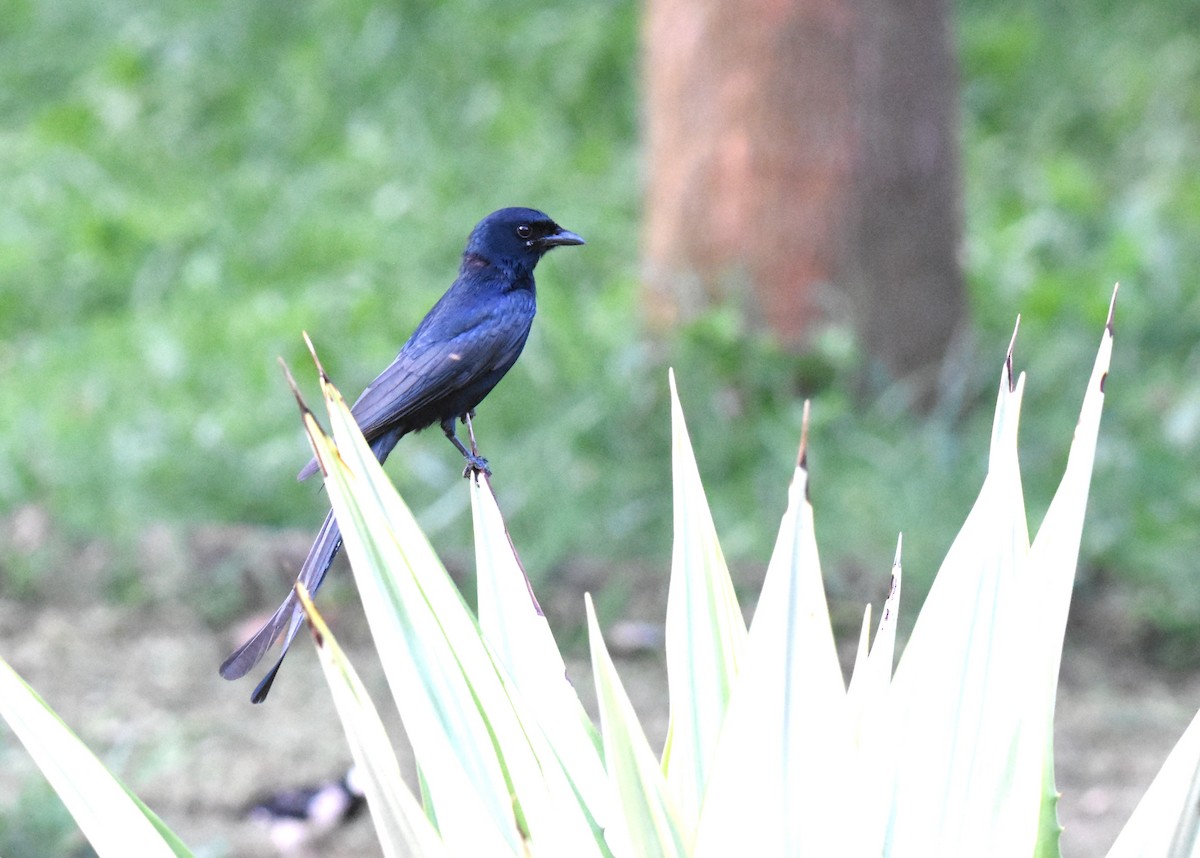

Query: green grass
[[1, 0, 1198, 649], [0, 0, 638, 542], [958, 0, 1200, 651]]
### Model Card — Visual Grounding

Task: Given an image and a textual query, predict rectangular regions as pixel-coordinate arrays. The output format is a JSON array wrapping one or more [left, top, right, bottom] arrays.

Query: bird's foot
[[462, 454, 491, 479]]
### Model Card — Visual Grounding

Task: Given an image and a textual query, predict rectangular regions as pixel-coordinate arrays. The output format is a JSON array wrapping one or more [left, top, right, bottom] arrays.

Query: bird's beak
[[542, 228, 585, 248]]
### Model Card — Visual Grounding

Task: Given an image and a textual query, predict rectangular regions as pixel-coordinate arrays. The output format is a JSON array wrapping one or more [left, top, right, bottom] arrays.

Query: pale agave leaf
[[846, 538, 904, 853], [302, 400, 519, 855], [661, 369, 749, 835], [693, 455, 852, 856], [885, 325, 1038, 857], [869, 538, 903, 695], [1027, 293, 1115, 678], [1023, 293, 1116, 857], [753, 427, 842, 688], [988, 317, 1026, 460], [0, 655, 191, 858], [294, 584, 449, 858], [513, 705, 612, 858], [1107, 705, 1200, 858], [470, 477, 611, 841], [310, 360, 601, 857], [846, 604, 872, 700], [586, 595, 688, 858], [847, 536, 903, 746]]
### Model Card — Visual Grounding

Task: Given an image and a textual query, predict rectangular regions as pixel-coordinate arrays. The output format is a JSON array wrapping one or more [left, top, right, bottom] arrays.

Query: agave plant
[[2, 288, 1199, 856]]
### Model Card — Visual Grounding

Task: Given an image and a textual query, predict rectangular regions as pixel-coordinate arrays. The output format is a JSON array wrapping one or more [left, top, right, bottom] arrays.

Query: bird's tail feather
[[297, 456, 320, 482], [222, 427, 400, 701], [218, 595, 295, 681], [218, 510, 344, 698], [249, 610, 306, 703]]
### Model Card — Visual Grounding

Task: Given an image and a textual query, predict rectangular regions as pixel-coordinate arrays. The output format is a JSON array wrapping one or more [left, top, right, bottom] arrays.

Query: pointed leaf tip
[[1006, 316, 1021, 392], [1107, 283, 1119, 334], [302, 330, 331, 383], [886, 535, 903, 618], [278, 357, 312, 417]]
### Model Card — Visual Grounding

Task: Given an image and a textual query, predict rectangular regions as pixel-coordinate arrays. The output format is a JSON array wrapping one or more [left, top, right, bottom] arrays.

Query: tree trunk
[[643, 0, 966, 384]]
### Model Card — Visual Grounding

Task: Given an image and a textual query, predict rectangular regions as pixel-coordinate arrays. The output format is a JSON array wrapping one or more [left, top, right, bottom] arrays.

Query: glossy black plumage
[[219, 207, 583, 702]]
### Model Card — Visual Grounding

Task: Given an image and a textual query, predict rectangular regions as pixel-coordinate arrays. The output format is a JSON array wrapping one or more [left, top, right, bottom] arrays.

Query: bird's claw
[[462, 455, 491, 479]]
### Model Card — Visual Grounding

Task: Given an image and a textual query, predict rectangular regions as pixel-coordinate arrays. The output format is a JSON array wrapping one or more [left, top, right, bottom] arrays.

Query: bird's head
[[464, 207, 585, 275]]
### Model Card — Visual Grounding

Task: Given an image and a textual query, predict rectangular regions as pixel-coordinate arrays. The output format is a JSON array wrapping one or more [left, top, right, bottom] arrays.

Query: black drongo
[[220, 207, 583, 702]]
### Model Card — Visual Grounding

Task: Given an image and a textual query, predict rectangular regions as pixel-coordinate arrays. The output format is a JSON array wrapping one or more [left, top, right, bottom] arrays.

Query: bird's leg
[[463, 410, 482, 457], [442, 415, 490, 478], [462, 411, 492, 477]]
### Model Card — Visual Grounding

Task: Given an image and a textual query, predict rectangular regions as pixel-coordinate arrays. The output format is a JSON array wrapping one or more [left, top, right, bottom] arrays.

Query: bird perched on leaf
[[220, 207, 584, 702]]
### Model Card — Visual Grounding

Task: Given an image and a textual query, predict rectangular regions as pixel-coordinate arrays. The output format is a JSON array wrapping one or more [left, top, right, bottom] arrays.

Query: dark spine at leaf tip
[[302, 330, 331, 382], [1005, 315, 1021, 392], [279, 357, 313, 418], [796, 399, 812, 470]]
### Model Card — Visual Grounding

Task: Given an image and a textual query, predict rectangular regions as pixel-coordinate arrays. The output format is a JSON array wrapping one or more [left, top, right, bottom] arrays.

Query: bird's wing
[[347, 301, 529, 439]]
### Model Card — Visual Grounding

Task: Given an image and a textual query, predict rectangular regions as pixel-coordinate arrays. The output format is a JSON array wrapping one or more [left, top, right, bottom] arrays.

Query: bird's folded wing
[[296, 307, 527, 480], [345, 306, 523, 439]]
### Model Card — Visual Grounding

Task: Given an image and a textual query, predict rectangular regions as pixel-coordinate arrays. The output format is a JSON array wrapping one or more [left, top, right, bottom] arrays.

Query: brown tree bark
[[643, 0, 966, 384]]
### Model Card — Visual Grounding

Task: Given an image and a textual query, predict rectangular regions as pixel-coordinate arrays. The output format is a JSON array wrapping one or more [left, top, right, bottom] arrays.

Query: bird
[[219, 207, 584, 703], [247, 766, 366, 853]]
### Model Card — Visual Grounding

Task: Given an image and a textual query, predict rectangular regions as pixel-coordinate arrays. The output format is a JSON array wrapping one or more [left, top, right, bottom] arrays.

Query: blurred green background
[[0, 0, 1198, 652]]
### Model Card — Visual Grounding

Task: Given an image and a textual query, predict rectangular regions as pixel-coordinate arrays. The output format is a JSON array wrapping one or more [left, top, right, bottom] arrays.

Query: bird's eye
[[516, 224, 532, 239]]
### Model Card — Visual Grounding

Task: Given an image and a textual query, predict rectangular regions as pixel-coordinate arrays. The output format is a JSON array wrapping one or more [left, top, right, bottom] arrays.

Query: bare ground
[[0, 516, 1196, 857]]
